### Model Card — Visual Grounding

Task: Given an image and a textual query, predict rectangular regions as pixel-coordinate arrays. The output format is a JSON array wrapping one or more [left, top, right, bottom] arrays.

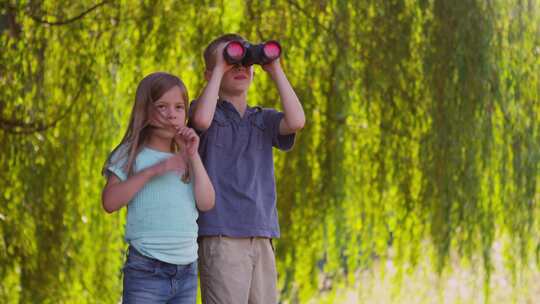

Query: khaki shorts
[[198, 236, 277, 304]]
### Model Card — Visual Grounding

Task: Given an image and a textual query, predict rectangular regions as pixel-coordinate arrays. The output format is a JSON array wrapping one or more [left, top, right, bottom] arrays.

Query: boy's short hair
[[204, 33, 246, 71]]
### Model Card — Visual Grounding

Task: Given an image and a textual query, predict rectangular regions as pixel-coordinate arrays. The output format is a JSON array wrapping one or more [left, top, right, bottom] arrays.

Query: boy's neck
[[220, 91, 248, 117]]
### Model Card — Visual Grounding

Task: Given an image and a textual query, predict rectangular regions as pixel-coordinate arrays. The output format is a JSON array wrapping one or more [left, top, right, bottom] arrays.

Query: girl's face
[[150, 86, 187, 138], [149, 86, 187, 137]]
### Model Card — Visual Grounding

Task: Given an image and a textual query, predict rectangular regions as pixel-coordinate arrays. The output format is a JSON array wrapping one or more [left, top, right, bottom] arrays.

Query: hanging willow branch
[[0, 83, 83, 134], [25, 0, 112, 26]]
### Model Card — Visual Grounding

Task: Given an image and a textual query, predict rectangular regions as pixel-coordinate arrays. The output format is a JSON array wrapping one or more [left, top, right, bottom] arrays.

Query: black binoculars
[[223, 40, 281, 66]]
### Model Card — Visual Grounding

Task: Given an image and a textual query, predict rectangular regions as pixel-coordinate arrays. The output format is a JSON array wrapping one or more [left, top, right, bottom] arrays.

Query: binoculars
[[223, 40, 281, 66]]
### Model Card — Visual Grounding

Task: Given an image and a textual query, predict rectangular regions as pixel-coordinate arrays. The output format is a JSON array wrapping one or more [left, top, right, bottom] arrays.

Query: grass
[[304, 242, 540, 304]]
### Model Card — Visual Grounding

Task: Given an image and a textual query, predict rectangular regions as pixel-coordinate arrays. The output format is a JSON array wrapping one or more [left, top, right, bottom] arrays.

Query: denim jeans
[[122, 246, 198, 304]]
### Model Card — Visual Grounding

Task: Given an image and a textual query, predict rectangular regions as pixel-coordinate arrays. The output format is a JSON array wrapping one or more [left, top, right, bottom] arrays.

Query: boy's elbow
[[198, 191, 215, 212], [295, 118, 306, 130], [203, 196, 216, 212], [289, 118, 305, 132], [192, 114, 211, 131], [208, 196, 216, 210], [198, 201, 214, 212]]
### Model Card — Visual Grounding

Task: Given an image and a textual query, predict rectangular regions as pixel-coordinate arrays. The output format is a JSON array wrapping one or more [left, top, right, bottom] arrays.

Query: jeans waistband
[[127, 245, 197, 268], [127, 246, 163, 264]]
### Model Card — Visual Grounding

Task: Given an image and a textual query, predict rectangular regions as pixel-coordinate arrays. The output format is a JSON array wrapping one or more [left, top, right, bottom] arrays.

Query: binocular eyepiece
[[223, 40, 281, 66]]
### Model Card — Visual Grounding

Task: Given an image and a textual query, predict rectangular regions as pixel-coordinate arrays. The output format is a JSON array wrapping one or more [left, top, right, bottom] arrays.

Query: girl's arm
[[177, 126, 215, 211], [101, 154, 186, 213]]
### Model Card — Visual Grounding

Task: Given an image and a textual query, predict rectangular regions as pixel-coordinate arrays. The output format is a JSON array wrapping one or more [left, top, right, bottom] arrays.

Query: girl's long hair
[[103, 72, 189, 180]]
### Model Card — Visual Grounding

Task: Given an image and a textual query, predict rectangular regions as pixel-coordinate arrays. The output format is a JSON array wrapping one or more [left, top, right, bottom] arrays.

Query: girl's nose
[[166, 108, 176, 119]]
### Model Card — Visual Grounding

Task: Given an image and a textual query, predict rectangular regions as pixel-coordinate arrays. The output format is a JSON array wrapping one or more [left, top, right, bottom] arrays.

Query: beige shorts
[[198, 236, 277, 304]]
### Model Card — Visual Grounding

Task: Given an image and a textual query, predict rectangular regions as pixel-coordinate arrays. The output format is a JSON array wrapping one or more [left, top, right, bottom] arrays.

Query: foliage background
[[1, 0, 539, 303]]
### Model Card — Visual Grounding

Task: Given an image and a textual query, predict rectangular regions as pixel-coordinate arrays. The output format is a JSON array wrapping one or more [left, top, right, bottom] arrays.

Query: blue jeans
[[122, 246, 198, 304]]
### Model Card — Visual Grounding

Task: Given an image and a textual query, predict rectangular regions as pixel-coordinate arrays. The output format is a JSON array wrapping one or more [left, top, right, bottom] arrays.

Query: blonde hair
[[103, 72, 190, 181]]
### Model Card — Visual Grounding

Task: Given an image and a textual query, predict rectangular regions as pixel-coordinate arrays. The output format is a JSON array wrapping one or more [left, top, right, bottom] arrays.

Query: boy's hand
[[213, 43, 235, 75], [175, 126, 200, 159], [261, 58, 283, 77]]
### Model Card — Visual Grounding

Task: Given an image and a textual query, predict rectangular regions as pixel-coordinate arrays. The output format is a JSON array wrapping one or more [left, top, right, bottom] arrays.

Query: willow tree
[[1, 0, 539, 303], [241, 0, 539, 301], [0, 1, 227, 302]]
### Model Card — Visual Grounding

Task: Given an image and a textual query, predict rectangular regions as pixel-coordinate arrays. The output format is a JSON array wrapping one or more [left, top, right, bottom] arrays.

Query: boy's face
[[205, 41, 254, 96], [220, 64, 254, 95]]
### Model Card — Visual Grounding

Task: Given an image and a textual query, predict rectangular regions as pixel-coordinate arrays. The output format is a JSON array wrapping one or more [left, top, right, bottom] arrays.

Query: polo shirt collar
[[218, 99, 260, 120]]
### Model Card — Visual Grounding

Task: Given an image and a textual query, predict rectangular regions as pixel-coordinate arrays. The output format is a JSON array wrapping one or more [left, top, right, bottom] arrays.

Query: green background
[[1, 0, 539, 303]]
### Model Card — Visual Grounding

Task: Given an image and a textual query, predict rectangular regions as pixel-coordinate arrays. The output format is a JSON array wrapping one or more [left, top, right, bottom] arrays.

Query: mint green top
[[106, 146, 198, 265]]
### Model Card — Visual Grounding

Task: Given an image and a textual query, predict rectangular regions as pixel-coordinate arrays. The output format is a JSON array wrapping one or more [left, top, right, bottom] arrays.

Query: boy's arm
[[191, 44, 232, 131], [190, 68, 223, 131], [263, 60, 305, 135], [101, 155, 186, 213], [189, 153, 215, 212]]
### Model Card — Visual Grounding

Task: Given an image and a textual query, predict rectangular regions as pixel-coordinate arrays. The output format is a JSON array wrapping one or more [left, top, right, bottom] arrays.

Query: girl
[[102, 72, 214, 304]]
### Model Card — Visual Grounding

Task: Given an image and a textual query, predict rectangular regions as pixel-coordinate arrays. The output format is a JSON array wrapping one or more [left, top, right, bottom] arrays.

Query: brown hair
[[203, 33, 246, 71], [103, 72, 189, 180]]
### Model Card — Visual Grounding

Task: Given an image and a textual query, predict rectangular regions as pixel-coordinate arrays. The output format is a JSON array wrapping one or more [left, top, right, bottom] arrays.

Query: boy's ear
[[204, 70, 212, 81]]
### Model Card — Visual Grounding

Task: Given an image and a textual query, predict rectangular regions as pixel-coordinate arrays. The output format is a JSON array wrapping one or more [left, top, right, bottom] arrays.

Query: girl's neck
[[145, 134, 173, 153], [220, 92, 248, 117]]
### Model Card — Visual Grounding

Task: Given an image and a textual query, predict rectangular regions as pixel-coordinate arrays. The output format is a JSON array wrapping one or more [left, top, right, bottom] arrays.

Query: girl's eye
[[176, 106, 184, 110], [157, 105, 166, 110]]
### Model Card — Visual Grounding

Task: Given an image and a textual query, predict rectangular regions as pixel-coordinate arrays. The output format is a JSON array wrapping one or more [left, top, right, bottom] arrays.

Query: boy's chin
[[223, 85, 250, 95]]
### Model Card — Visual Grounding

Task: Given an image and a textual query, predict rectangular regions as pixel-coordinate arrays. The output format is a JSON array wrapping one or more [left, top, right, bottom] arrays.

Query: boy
[[190, 33, 305, 304]]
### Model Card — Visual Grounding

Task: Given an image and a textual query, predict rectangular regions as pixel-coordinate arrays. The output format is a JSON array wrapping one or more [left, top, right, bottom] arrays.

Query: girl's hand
[[154, 153, 187, 176], [175, 126, 200, 158]]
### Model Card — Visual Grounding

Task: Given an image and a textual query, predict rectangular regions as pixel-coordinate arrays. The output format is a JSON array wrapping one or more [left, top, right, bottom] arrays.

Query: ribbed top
[[106, 146, 198, 264]]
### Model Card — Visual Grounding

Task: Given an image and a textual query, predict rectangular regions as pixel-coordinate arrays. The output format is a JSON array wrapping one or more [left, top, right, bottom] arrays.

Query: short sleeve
[[262, 108, 296, 151], [104, 147, 129, 181]]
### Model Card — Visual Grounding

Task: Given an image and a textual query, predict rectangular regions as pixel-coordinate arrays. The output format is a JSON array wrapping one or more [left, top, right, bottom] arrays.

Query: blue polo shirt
[[189, 99, 295, 238]]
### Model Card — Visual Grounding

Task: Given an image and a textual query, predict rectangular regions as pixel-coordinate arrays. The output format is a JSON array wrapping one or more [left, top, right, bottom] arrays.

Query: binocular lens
[[225, 41, 245, 61], [223, 40, 281, 66], [263, 41, 281, 59]]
